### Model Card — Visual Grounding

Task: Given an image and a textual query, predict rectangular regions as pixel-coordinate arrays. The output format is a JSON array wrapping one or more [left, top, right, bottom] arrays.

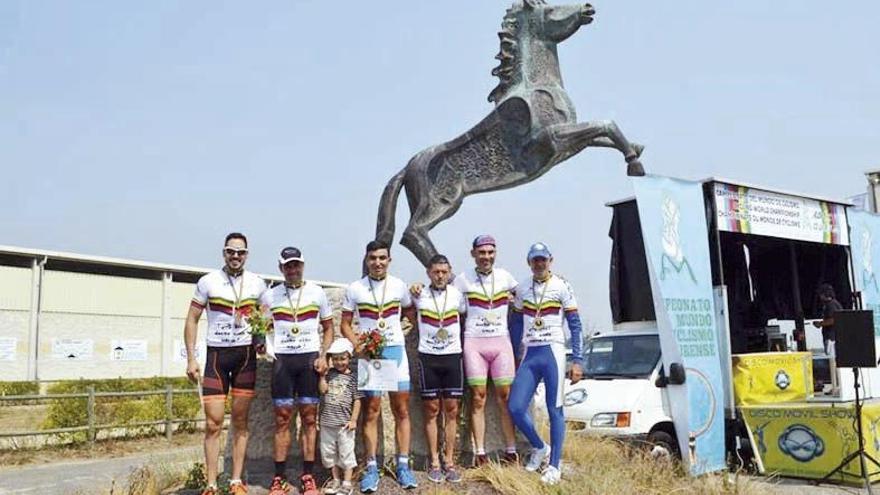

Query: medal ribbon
[[285, 282, 306, 327], [531, 275, 551, 324], [367, 276, 388, 321], [226, 272, 245, 322], [476, 269, 496, 312], [430, 285, 450, 332]]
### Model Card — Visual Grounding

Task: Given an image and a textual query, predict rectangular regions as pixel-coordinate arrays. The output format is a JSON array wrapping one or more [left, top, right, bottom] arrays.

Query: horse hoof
[[627, 161, 646, 177]]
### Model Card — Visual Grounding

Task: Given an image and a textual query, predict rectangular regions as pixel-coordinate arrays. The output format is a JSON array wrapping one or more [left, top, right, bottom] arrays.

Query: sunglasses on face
[[224, 247, 249, 257]]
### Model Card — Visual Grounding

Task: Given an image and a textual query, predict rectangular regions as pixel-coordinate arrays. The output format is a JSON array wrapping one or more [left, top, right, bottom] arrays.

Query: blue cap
[[527, 242, 552, 261]]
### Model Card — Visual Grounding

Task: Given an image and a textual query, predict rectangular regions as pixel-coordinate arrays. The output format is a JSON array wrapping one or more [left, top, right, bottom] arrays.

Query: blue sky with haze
[[2, 1, 878, 329]]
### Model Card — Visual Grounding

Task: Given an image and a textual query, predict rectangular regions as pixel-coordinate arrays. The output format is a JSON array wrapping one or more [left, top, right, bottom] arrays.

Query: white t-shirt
[[453, 267, 518, 338], [260, 281, 333, 354], [514, 274, 578, 347], [342, 275, 412, 347], [192, 269, 267, 347], [414, 284, 467, 355]]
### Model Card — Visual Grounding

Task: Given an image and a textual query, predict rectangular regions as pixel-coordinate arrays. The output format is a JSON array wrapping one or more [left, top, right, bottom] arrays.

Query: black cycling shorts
[[202, 345, 256, 402], [271, 352, 321, 406], [418, 352, 464, 400]]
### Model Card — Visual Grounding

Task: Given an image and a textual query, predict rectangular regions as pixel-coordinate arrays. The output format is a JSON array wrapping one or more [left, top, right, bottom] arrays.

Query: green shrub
[[41, 377, 200, 442], [0, 381, 40, 396]]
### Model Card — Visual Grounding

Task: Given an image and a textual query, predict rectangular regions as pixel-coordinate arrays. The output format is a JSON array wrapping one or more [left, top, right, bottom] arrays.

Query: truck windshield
[[583, 334, 661, 379]]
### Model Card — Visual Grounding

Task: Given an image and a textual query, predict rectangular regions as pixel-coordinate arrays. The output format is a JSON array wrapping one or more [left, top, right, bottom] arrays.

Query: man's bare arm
[[183, 304, 204, 383]]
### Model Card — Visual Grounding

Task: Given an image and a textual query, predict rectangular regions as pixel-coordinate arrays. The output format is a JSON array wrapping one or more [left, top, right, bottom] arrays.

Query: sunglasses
[[223, 247, 249, 257]]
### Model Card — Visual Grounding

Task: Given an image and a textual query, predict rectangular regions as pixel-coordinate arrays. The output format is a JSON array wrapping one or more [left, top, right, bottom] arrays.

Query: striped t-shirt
[[320, 368, 364, 428]]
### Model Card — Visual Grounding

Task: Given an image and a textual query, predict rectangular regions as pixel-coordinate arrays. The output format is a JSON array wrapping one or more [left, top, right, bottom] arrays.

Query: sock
[[302, 460, 315, 475], [366, 458, 377, 468], [397, 454, 409, 468], [274, 461, 286, 477], [506, 446, 517, 454], [342, 480, 353, 487], [229, 479, 243, 486], [476, 448, 486, 456]]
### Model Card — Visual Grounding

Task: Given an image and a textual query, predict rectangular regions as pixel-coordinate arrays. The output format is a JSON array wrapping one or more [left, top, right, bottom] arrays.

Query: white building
[[0, 245, 343, 382]]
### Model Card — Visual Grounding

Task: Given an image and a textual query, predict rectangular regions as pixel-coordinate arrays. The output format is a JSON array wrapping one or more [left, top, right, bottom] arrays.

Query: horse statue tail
[[375, 168, 407, 245]]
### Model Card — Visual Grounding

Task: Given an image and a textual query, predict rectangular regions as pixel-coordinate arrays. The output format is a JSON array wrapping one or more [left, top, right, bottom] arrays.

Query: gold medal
[[436, 327, 449, 341], [234, 311, 243, 327], [377, 318, 387, 330], [485, 312, 498, 324], [530, 276, 550, 332], [285, 283, 305, 338]]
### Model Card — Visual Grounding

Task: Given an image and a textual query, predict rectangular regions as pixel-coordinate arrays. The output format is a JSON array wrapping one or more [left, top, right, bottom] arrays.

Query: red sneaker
[[301, 473, 320, 495]]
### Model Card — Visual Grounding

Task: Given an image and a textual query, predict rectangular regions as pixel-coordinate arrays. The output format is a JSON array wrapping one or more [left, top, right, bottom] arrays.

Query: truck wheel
[[647, 430, 678, 459]]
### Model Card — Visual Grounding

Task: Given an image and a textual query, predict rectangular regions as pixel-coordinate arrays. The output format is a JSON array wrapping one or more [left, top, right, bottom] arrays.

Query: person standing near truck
[[508, 242, 584, 485]]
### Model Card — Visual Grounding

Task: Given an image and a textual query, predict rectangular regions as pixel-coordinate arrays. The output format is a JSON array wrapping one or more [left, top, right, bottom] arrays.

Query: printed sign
[[732, 352, 813, 405], [110, 339, 148, 361], [742, 401, 880, 481], [849, 209, 880, 337], [173, 339, 204, 363], [633, 175, 726, 474], [713, 182, 849, 245], [0, 337, 16, 361], [52, 338, 93, 360], [357, 359, 397, 391]]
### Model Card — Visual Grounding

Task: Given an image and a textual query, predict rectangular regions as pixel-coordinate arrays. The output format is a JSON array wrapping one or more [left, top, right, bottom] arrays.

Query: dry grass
[[66, 462, 188, 495], [468, 429, 776, 495]]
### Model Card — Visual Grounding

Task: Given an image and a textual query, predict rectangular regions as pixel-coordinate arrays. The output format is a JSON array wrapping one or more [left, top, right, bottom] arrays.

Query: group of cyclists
[[184, 232, 584, 494]]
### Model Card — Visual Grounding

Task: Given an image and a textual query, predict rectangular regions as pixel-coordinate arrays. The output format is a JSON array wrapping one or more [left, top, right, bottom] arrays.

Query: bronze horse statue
[[376, 0, 645, 267]]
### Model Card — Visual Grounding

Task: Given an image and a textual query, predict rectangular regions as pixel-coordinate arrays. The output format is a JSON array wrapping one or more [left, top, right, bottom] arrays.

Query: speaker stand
[[815, 368, 880, 493]]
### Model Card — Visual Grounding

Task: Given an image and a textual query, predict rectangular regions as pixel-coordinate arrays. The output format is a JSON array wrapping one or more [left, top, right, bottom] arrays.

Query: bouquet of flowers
[[357, 329, 387, 360], [244, 304, 272, 352]]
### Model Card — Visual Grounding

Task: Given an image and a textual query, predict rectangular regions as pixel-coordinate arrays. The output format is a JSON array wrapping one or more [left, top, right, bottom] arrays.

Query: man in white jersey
[[185, 232, 267, 495], [413, 254, 467, 484], [508, 242, 584, 485], [261, 247, 333, 495], [340, 240, 418, 492], [454, 235, 520, 465]]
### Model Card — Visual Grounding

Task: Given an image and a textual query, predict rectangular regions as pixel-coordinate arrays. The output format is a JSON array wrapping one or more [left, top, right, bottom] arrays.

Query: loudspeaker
[[834, 310, 876, 368]]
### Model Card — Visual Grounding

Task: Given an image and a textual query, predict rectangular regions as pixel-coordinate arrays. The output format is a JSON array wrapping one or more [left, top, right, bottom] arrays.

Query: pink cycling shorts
[[463, 335, 515, 387]]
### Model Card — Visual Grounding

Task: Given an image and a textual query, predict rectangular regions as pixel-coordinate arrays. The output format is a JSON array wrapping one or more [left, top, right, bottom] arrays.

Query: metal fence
[[0, 385, 222, 447]]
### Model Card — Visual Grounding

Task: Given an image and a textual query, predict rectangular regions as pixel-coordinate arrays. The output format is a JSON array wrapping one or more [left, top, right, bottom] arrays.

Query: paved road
[[0, 446, 199, 494]]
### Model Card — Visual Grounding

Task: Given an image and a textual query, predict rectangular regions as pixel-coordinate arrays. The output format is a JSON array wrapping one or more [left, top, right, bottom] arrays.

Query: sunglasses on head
[[224, 247, 249, 256]]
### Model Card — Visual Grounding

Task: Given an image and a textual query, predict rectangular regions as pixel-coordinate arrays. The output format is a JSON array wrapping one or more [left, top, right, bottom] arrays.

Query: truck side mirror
[[655, 367, 668, 388], [667, 363, 686, 385]]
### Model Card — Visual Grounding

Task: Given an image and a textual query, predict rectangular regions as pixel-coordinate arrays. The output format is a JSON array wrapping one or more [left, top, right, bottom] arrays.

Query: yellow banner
[[732, 352, 813, 405], [741, 401, 880, 482]]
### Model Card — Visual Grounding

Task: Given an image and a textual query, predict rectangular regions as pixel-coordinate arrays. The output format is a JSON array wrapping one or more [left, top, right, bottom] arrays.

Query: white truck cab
[[537, 325, 678, 455]]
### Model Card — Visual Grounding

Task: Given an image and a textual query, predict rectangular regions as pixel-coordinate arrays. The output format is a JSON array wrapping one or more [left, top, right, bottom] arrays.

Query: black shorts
[[418, 352, 464, 400], [271, 352, 320, 406], [202, 345, 256, 402]]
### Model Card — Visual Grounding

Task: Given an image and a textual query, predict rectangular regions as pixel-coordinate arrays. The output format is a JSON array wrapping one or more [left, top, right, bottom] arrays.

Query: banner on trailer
[[732, 352, 813, 405], [849, 209, 880, 336], [741, 402, 880, 482], [713, 182, 849, 245], [633, 175, 726, 474]]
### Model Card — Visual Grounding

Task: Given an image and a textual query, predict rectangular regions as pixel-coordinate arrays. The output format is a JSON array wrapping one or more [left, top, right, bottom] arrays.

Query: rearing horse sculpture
[[376, 0, 645, 267]]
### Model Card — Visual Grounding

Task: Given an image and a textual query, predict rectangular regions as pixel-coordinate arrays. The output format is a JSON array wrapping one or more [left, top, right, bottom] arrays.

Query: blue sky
[[2, 1, 878, 328]]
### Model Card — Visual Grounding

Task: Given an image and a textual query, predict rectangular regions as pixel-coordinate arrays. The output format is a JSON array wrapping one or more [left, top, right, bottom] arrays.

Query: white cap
[[327, 338, 354, 355]]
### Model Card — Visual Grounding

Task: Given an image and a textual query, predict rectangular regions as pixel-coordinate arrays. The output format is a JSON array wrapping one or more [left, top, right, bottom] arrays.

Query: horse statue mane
[[375, 0, 645, 267]]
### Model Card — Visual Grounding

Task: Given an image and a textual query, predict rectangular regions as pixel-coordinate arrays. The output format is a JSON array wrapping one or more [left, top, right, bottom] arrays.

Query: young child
[[319, 338, 363, 495]]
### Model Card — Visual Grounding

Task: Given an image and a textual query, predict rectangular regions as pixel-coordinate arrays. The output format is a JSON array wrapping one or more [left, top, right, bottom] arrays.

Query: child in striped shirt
[[318, 339, 363, 495]]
